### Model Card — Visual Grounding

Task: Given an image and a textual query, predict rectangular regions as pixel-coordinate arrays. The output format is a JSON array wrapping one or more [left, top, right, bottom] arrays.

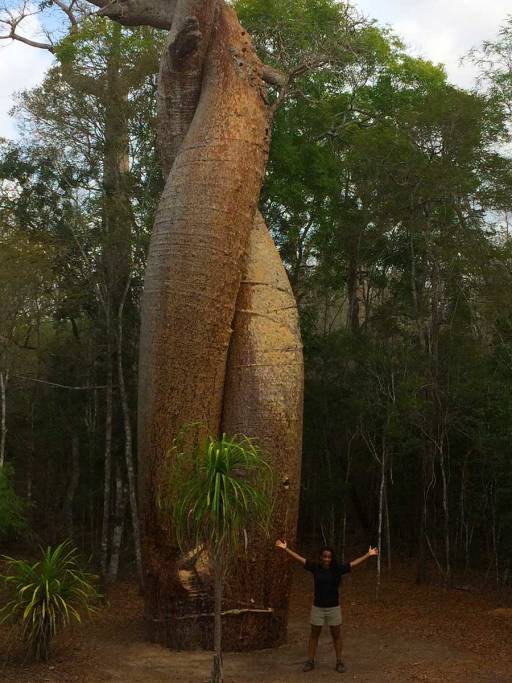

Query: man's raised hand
[[368, 546, 379, 557], [275, 539, 287, 550]]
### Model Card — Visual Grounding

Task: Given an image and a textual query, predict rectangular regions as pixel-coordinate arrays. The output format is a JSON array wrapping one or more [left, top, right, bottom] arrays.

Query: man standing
[[275, 540, 379, 673]]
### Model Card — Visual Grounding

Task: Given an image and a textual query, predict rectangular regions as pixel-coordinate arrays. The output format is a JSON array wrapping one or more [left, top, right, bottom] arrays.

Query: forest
[[1, 0, 512, 681]]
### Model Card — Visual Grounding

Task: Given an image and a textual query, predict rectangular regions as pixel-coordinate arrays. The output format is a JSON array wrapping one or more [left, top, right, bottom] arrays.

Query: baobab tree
[[82, 0, 318, 650]]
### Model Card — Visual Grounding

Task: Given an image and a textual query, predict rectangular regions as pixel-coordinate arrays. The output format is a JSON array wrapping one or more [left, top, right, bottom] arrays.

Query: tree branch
[[261, 64, 286, 88], [0, 13, 54, 51], [269, 56, 330, 114], [0, 0, 81, 51], [52, 0, 79, 31], [87, 0, 174, 30]]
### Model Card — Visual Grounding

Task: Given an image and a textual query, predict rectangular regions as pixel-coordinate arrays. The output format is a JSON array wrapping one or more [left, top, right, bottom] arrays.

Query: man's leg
[[308, 624, 322, 662], [330, 624, 344, 670]]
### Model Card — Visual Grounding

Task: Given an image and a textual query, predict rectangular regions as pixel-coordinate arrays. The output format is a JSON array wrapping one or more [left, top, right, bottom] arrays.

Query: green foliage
[[469, 16, 512, 120], [0, 542, 100, 662], [238, 0, 512, 576], [0, 465, 28, 540], [236, 0, 353, 68], [2, 0, 512, 585], [159, 434, 275, 566]]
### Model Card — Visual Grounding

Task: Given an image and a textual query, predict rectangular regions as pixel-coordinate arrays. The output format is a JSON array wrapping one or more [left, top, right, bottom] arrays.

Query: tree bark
[[221, 213, 303, 648], [93, 0, 304, 651], [0, 369, 8, 469], [108, 464, 128, 583], [102, 23, 133, 302], [117, 277, 144, 586], [440, 445, 451, 581], [100, 325, 114, 578], [63, 435, 80, 539], [138, 0, 272, 647], [376, 437, 385, 598]]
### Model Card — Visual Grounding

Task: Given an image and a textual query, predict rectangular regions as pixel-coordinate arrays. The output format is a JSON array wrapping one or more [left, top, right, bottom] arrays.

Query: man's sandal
[[335, 660, 346, 673], [302, 660, 315, 672]]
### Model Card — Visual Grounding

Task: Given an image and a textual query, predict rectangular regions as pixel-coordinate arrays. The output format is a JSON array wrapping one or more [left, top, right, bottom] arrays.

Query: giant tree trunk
[[94, 0, 303, 651], [221, 213, 303, 648], [139, 0, 269, 648]]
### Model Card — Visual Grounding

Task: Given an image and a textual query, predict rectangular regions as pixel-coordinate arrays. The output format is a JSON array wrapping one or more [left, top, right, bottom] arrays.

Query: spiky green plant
[[0, 541, 100, 662], [159, 433, 275, 683]]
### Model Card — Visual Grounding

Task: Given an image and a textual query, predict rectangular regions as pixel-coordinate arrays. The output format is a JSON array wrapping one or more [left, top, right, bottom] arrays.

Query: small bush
[[0, 541, 100, 661]]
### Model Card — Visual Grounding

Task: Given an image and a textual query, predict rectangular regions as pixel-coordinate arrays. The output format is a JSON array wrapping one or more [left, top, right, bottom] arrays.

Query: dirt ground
[[1, 561, 512, 682]]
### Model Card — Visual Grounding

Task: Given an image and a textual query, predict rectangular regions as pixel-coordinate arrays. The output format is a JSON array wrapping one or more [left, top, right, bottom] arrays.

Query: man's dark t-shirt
[[304, 560, 351, 607]]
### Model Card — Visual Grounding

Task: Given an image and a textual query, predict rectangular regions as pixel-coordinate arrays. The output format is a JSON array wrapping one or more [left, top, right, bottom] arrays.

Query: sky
[[356, 0, 511, 88], [0, 12, 54, 139], [0, 1, 511, 139]]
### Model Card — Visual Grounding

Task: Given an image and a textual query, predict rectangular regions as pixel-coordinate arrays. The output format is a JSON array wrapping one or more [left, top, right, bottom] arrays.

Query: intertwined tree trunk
[[90, 0, 304, 650]]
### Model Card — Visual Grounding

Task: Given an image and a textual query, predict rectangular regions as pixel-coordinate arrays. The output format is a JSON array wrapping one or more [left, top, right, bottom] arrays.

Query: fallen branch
[[174, 607, 274, 620]]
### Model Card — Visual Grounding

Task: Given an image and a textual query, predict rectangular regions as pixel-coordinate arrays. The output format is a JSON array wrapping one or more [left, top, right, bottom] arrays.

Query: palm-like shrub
[[159, 433, 275, 683], [0, 541, 100, 661]]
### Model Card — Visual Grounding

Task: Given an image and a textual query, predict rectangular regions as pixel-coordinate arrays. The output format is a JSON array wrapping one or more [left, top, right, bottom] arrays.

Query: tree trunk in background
[[416, 449, 429, 584], [100, 24, 138, 580], [27, 400, 34, 508], [117, 277, 143, 586], [0, 369, 7, 468], [63, 435, 80, 539], [384, 481, 392, 570], [440, 445, 451, 581], [347, 252, 361, 334], [100, 327, 113, 578], [376, 437, 386, 598], [108, 464, 128, 582], [102, 23, 133, 302]]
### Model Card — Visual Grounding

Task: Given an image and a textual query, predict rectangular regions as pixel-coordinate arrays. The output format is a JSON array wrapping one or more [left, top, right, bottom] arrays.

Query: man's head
[[319, 546, 335, 568]]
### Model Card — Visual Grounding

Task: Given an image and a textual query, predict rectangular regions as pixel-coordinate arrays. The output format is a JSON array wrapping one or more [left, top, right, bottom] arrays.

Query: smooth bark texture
[[221, 213, 303, 648], [138, 0, 272, 647], [93, 0, 303, 651]]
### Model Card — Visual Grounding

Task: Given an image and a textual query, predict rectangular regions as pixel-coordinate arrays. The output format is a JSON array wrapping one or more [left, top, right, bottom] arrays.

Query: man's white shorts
[[310, 605, 342, 626]]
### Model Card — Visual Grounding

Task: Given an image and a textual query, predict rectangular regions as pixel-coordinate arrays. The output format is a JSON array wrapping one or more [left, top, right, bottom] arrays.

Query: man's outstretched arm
[[350, 546, 379, 568], [275, 539, 306, 566]]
